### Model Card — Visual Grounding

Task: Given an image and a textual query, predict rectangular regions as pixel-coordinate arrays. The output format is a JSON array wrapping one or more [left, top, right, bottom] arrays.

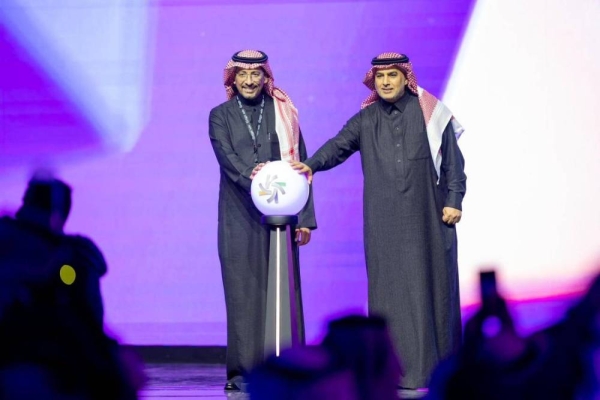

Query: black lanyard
[[236, 95, 265, 164]]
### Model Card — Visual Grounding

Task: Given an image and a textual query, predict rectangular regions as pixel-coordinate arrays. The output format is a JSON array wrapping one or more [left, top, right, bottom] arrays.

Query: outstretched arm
[[290, 112, 362, 183]]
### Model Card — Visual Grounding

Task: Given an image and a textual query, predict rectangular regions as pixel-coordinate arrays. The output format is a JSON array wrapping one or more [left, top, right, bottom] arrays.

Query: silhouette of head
[[322, 315, 402, 399], [16, 172, 72, 233], [249, 346, 358, 400]]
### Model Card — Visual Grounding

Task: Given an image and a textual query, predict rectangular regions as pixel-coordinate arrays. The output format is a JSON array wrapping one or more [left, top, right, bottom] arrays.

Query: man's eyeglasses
[[236, 71, 264, 81]]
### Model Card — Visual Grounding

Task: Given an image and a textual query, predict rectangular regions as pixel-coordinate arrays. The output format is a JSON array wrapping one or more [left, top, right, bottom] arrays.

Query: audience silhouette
[[0, 173, 144, 399]]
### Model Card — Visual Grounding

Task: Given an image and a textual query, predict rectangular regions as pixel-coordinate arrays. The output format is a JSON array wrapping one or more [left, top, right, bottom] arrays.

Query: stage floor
[[139, 363, 427, 399], [136, 294, 582, 399]]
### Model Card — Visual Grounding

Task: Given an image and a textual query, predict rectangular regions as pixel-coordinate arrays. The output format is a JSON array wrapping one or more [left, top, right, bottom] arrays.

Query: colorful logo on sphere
[[258, 174, 287, 204]]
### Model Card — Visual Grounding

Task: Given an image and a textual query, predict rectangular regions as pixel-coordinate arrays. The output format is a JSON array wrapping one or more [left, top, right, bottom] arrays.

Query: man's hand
[[250, 162, 268, 179], [289, 161, 313, 184], [442, 207, 462, 225], [295, 227, 311, 246]]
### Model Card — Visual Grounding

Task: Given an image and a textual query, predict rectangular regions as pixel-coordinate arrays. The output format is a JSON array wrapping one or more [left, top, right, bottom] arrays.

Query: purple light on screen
[[1, 0, 151, 172], [0, 22, 100, 169]]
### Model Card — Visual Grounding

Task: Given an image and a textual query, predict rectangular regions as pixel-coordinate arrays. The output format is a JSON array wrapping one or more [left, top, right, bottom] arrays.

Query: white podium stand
[[262, 215, 303, 357]]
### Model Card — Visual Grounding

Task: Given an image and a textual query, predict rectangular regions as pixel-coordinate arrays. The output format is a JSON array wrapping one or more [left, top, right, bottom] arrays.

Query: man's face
[[374, 68, 408, 103], [234, 67, 266, 100]]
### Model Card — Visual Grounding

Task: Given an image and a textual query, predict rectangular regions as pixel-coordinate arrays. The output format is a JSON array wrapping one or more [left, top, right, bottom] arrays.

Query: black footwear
[[224, 375, 245, 391], [224, 381, 240, 391]]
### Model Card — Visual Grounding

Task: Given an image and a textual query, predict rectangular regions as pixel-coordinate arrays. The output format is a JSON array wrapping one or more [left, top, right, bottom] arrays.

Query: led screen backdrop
[[1, 0, 598, 345]]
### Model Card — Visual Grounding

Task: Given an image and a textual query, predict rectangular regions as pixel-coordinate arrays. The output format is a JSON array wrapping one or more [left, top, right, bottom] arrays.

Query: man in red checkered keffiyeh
[[361, 52, 464, 179], [222, 50, 300, 162], [209, 50, 316, 392], [292, 52, 466, 390]]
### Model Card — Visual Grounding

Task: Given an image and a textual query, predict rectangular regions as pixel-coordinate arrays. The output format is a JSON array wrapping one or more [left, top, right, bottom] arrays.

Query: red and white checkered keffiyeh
[[362, 52, 464, 179], [223, 50, 300, 162]]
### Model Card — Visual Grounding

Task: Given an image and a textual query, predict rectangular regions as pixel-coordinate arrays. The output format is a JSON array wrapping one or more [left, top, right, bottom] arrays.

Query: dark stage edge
[[140, 363, 427, 399], [129, 351, 427, 398], [126, 345, 226, 364]]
